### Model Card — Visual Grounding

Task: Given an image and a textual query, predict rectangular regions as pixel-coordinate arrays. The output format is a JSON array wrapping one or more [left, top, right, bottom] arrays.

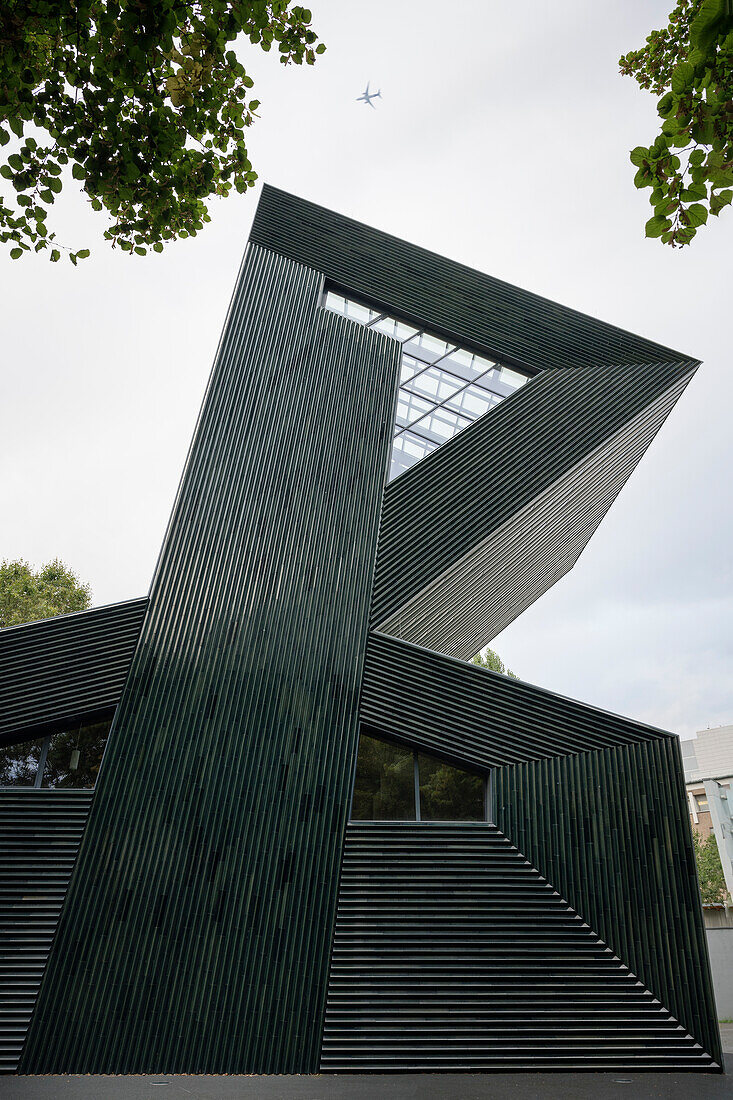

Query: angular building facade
[[0, 186, 721, 1073]]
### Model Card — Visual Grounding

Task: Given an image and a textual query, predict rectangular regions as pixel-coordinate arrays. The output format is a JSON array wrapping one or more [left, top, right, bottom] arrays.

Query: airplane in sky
[[356, 82, 381, 108]]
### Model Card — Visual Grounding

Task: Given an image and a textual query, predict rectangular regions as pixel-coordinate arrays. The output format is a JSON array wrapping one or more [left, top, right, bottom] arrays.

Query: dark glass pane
[[351, 733, 415, 820], [418, 752, 485, 821], [42, 718, 113, 789], [0, 736, 45, 787]]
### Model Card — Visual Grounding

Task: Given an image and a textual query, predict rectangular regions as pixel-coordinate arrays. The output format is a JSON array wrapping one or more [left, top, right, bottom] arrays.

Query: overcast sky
[[1, 1, 730, 739]]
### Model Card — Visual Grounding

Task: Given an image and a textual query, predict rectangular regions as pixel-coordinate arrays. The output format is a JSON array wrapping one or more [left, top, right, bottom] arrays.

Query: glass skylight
[[324, 289, 529, 480]]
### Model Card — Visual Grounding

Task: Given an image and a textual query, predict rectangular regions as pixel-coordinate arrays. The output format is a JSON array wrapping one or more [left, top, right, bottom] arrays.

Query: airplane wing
[[367, 97, 376, 109]]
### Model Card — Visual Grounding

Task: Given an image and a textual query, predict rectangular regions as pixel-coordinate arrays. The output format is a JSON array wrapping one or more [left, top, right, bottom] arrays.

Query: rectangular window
[[0, 716, 113, 790], [351, 731, 487, 822]]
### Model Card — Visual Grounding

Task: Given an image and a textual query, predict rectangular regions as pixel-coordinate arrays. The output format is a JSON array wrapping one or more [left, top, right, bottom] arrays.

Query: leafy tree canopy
[[0, 2, 324, 263], [471, 647, 519, 679], [0, 558, 91, 627], [620, 0, 733, 246], [693, 827, 730, 903]]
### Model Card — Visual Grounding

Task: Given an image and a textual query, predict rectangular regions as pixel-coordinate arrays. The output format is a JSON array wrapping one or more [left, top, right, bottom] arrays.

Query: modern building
[[684, 725, 733, 895], [0, 187, 721, 1074]]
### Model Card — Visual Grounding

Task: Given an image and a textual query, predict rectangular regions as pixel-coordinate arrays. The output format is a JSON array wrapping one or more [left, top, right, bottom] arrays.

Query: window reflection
[[351, 734, 415, 820], [351, 731, 487, 822], [0, 716, 113, 790], [43, 718, 112, 789], [418, 752, 484, 821], [322, 287, 530, 482], [0, 737, 45, 787]]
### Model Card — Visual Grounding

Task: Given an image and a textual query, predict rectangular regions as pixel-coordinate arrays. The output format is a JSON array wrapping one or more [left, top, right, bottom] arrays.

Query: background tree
[[0, 2, 324, 263], [620, 0, 733, 246], [693, 828, 730, 903], [471, 646, 519, 679], [0, 558, 91, 627]]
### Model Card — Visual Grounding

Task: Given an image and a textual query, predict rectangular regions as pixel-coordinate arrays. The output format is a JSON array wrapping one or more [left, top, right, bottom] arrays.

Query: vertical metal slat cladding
[[20, 244, 401, 1075], [494, 742, 722, 1066]]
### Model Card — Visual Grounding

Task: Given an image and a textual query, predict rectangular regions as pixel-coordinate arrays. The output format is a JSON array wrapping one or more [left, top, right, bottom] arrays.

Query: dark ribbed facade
[[0, 185, 719, 1074]]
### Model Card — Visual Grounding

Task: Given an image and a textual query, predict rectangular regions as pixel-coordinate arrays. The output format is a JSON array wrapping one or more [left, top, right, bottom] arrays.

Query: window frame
[[350, 728, 491, 824]]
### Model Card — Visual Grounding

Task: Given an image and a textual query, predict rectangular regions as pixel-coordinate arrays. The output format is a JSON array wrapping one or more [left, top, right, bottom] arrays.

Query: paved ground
[[1, 1029, 731, 1100], [1, 1070, 733, 1100]]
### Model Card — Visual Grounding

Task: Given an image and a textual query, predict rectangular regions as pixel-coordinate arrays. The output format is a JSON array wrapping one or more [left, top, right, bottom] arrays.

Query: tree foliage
[[693, 827, 730, 903], [471, 647, 519, 679], [0, 558, 91, 627], [0, 1, 324, 262], [620, 0, 733, 246]]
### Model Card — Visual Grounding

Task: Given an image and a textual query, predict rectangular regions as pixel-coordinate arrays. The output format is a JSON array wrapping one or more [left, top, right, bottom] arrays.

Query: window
[[323, 288, 530, 482], [0, 716, 113, 790], [351, 731, 487, 822]]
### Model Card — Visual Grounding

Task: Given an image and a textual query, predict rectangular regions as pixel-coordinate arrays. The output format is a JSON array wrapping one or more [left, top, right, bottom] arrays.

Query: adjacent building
[[0, 186, 721, 1074], [684, 725, 733, 895]]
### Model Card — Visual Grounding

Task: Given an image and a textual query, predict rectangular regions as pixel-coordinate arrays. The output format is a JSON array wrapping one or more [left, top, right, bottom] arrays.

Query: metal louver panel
[[0, 790, 92, 1072], [494, 738, 722, 1068], [321, 823, 718, 1071], [20, 244, 401, 1075], [371, 360, 696, 651], [250, 185, 685, 373], [360, 632, 670, 769], [376, 369, 693, 656], [0, 599, 147, 744]]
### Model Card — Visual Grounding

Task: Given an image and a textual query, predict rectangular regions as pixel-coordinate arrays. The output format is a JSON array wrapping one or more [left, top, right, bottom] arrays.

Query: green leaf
[[630, 146, 648, 168], [686, 202, 709, 226], [72, 163, 86, 180], [710, 189, 733, 215], [645, 214, 671, 238], [76, 249, 90, 259], [10, 247, 23, 259], [671, 61, 695, 95], [633, 166, 651, 188], [50, 249, 60, 262], [681, 183, 707, 201]]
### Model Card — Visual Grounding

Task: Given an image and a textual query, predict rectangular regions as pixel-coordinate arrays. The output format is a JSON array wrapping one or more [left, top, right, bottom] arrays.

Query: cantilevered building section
[[0, 186, 721, 1074]]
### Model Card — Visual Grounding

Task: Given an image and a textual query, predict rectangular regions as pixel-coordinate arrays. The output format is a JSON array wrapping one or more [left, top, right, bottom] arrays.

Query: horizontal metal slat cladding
[[0, 599, 147, 744], [250, 185, 690, 373], [0, 789, 92, 1072], [20, 244, 401, 1075], [379, 370, 693, 656], [320, 822, 717, 1072], [360, 632, 671, 769], [371, 360, 697, 638], [494, 737, 722, 1066]]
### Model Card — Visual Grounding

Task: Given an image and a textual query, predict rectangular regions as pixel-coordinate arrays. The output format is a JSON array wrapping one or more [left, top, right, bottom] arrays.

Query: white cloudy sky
[[1, 1, 730, 739]]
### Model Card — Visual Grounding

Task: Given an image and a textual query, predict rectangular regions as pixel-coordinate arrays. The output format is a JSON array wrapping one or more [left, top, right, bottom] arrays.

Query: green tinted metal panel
[[251, 185, 693, 373], [0, 600, 147, 745], [21, 244, 400, 1074], [494, 738, 722, 1066], [361, 632, 670, 769], [321, 823, 718, 1071], [371, 361, 696, 642], [0, 790, 92, 1072]]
